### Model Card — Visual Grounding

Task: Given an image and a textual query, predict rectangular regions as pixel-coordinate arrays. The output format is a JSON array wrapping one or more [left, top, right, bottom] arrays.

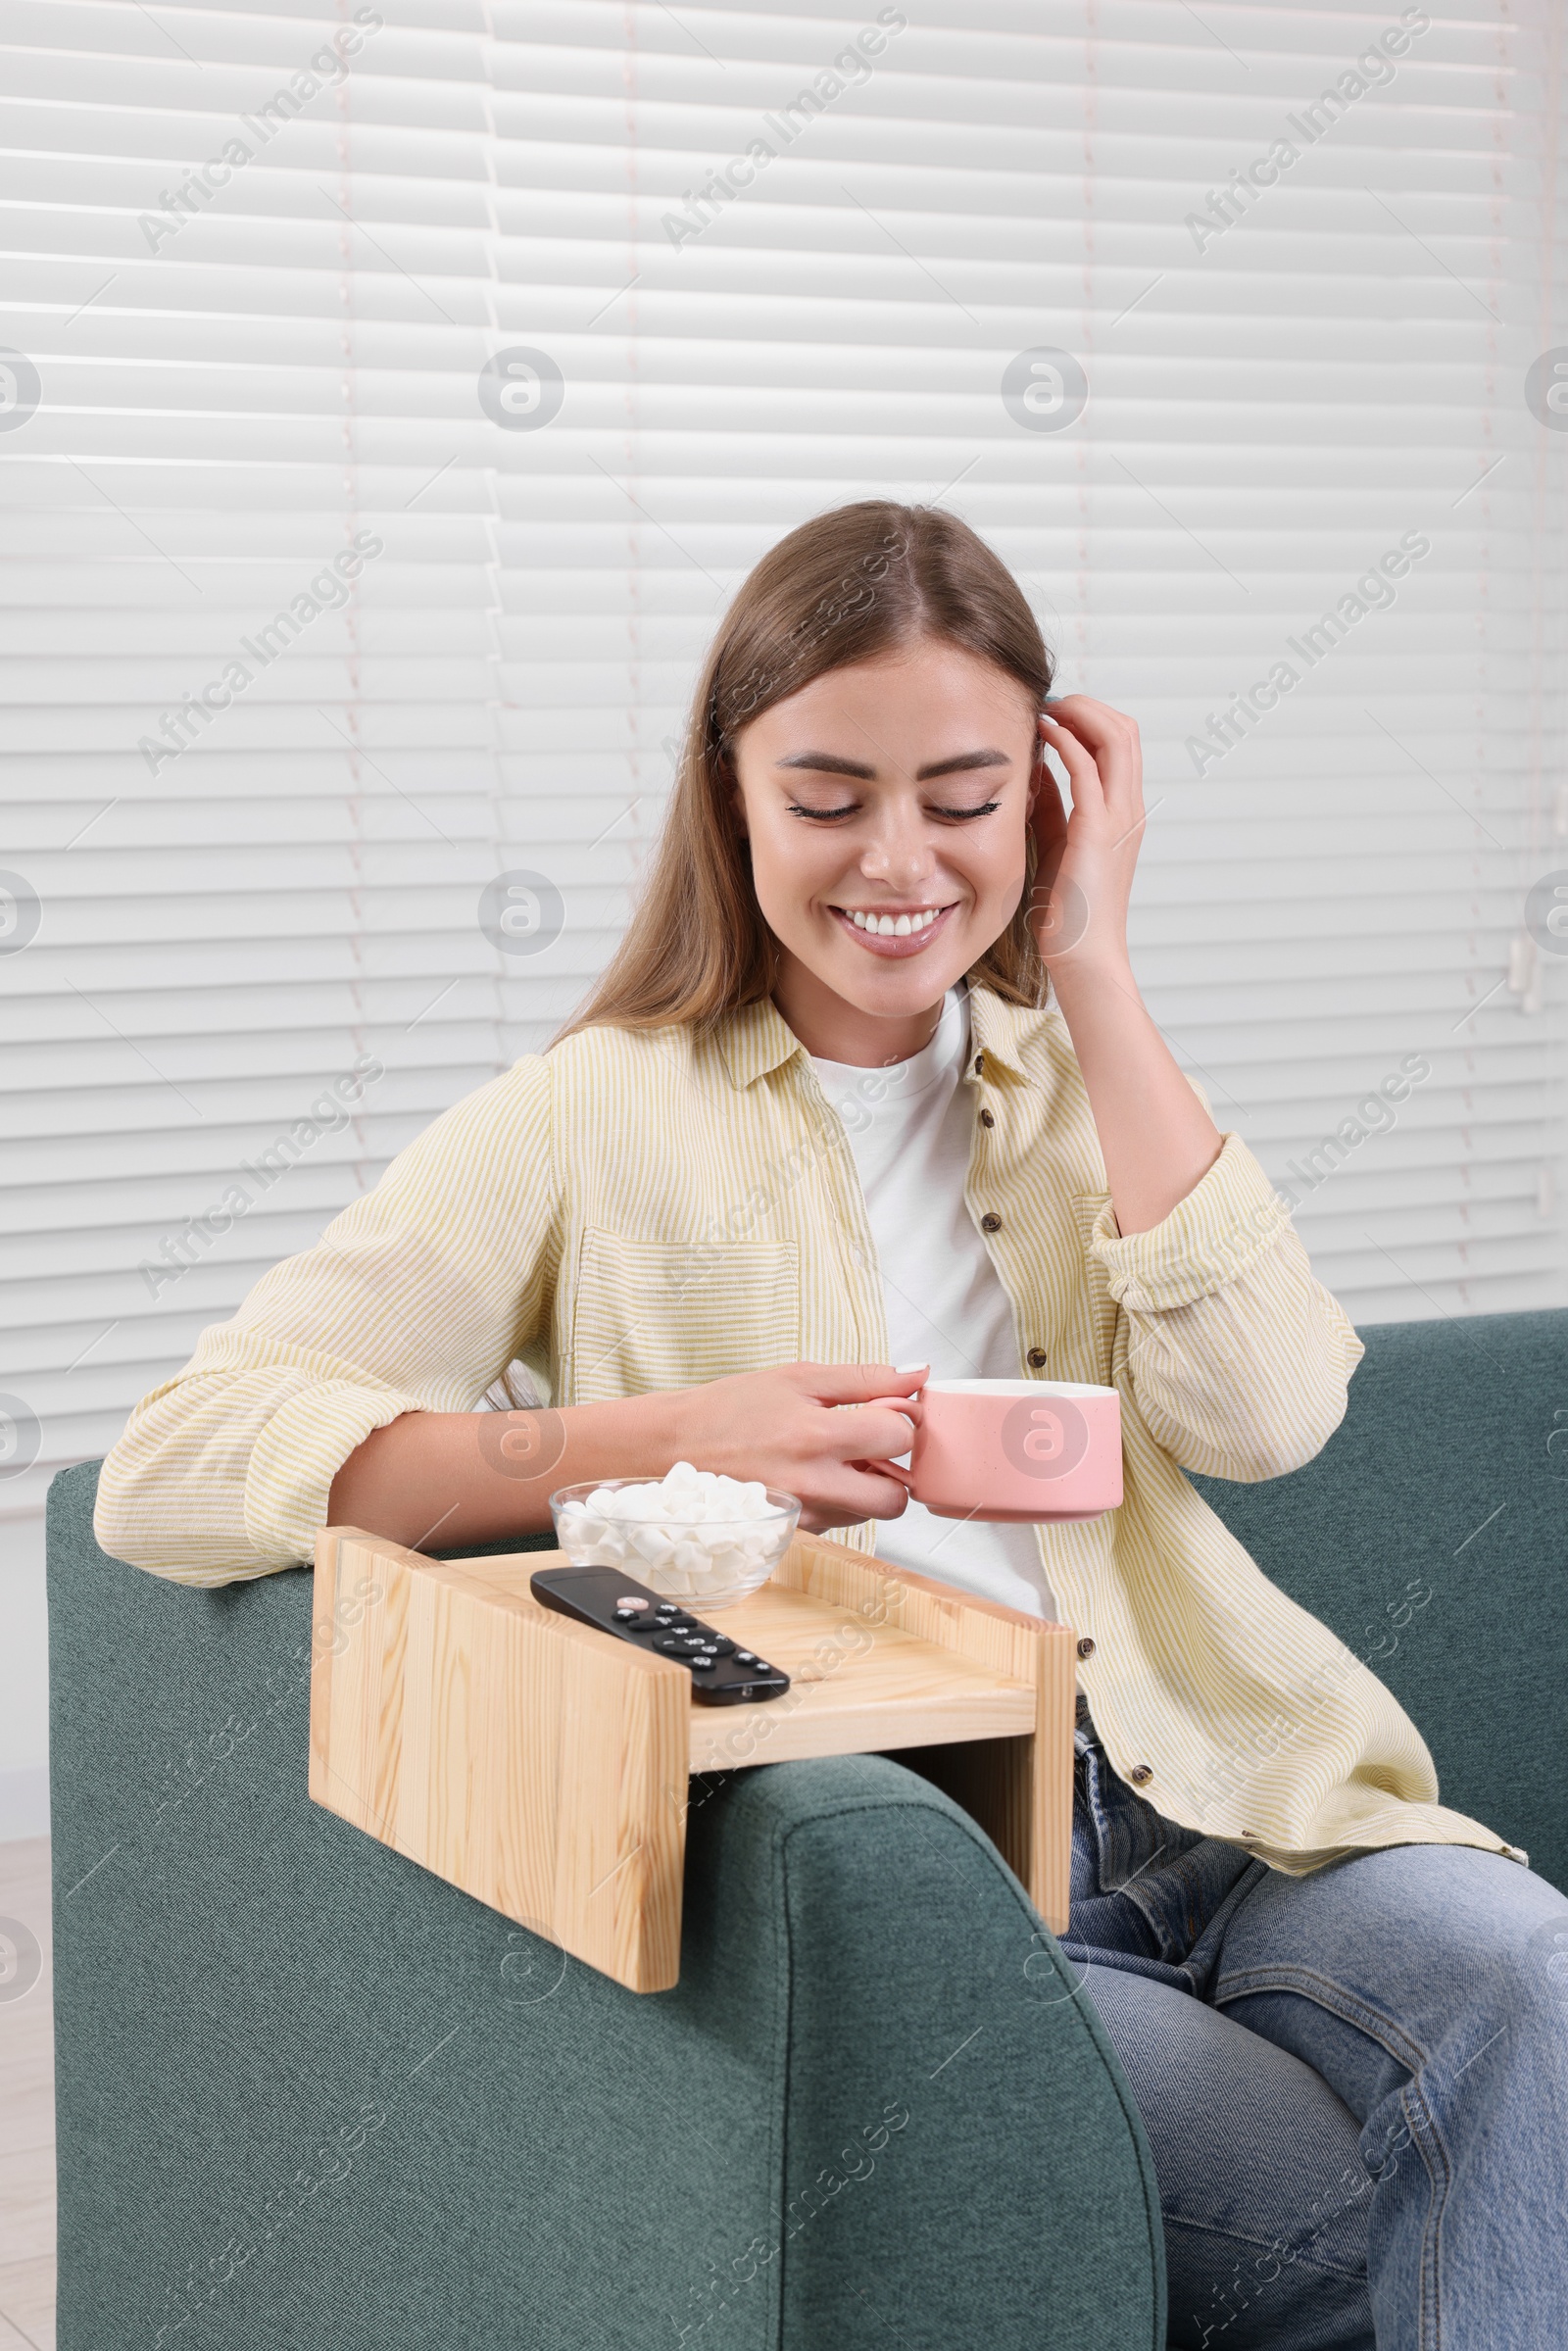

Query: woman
[[98, 501, 1568, 2348]]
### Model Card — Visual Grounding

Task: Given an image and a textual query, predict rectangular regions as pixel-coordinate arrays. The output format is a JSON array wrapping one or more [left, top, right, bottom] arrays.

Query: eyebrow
[[774, 748, 1012, 782]]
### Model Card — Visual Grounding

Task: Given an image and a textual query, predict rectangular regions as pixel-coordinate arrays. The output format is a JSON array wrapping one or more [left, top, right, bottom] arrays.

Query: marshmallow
[[555, 1464, 795, 1597]]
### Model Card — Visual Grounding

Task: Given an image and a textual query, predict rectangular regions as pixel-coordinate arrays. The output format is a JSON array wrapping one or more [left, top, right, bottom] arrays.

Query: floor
[[0, 1837, 54, 2351]]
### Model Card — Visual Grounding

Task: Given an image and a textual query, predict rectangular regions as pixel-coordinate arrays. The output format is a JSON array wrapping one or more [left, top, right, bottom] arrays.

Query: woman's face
[[729, 638, 1039, 1060]]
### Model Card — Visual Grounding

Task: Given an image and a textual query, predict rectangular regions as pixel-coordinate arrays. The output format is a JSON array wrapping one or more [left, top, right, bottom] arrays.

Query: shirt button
[[980, 1211, 1002, 1234], [973, 1053, 984, 1076], [979, 1107, 995, 1128], [1026, 1347, 1048, 1369], [1128, 1763, 1153, 1787], [1075, 1635, 1095, 1659]]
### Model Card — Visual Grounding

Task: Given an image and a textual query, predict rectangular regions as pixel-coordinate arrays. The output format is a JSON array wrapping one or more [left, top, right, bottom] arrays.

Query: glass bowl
[[548, 1477, 802, 1612]]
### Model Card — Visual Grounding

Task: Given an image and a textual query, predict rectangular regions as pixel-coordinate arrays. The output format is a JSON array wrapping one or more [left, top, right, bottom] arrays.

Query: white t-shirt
[[809, 983, 1060, 1623]]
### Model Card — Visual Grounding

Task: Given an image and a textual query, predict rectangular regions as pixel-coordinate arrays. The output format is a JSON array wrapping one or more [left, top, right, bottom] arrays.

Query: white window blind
[[3, 0, 1566, 1560]]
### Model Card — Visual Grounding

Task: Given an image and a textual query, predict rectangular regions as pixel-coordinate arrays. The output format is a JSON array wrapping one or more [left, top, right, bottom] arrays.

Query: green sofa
[[46, 1308, 1566, 2350]]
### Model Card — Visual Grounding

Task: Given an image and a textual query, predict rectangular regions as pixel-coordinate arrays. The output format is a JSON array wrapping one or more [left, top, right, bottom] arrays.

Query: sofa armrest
[[50, 1460, 1163, 2351], [701, 1760, 1166, 2350]]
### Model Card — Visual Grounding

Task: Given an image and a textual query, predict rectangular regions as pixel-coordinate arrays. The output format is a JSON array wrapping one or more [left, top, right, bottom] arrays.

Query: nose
[[858, 804, 938, 895]]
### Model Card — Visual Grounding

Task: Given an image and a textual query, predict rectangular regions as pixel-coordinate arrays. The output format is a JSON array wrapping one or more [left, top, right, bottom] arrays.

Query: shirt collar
[[714, 995, 806, 1089], [714, 980, 1035, 1092], [964, 981, 1033, 1083]]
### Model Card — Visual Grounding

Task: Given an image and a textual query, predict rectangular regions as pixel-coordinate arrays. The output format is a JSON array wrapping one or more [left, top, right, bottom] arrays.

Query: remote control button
[[616, 1596, 650, 1610], [613, 1607, 642, 1623], [688, 1653, 716, 1671], [707, 1637, 736, 1656], [735, 1650, 758, 1664], [654, 1636, 690, 1654]]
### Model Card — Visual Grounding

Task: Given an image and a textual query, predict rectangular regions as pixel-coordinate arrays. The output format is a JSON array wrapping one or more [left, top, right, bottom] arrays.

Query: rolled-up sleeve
[[1087, 1127, 1363, 1482], [93, 1053, 560, 1585]]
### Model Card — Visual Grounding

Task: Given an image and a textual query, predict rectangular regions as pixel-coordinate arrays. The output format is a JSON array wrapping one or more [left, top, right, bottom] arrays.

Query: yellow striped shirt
[[95, 983, 1518, 1877]]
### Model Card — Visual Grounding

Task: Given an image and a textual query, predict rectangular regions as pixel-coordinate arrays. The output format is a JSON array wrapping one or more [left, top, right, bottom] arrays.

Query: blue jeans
[[1058, 1698, 1568, 2350]]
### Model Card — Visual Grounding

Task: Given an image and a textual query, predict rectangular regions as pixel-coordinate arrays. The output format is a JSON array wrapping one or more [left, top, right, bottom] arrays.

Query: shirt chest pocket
[[567, 1229, 802, 1405]]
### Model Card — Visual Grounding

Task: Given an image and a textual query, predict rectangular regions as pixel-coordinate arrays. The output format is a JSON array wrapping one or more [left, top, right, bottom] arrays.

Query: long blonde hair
[[551, 500, 1056, 1047]]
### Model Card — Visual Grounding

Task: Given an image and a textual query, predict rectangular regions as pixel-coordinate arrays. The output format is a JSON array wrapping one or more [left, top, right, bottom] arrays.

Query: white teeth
[[840, 906, 950, 936]]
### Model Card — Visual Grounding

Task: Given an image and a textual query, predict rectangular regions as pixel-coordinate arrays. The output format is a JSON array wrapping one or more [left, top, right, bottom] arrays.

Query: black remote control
[[529, 1565, 791, 1707]]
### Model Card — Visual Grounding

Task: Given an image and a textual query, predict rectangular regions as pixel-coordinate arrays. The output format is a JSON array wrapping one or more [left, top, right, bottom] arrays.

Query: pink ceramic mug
[[873, 1377, 1122, 1524]]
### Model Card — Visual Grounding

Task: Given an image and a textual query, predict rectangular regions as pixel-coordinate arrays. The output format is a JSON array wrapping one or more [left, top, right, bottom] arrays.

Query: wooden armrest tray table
[[311, 1527, 1077, 1992]]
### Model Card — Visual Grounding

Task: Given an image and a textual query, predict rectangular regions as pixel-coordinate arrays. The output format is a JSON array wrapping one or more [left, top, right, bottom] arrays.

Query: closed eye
[[788, 799, 1002, 823]]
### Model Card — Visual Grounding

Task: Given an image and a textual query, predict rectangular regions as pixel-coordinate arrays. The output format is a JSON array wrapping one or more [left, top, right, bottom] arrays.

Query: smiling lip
[[827, 902, 959, 957]]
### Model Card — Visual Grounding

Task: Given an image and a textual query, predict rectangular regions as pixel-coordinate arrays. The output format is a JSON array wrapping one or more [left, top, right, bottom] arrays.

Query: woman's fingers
[[1025, 699, 1147, 970], [799, 1360, 926, 1406], [836, 1397, 920, 1456], [1044, 693, 1140, 758], [1038, 711, 1102, 807], [806, 1375, 925, 1442], [671, 1363, 928, 1529], [804, 1373, 911, 1523], [1042, 697, 1143, 827], [800, 1463, 913, 1529]]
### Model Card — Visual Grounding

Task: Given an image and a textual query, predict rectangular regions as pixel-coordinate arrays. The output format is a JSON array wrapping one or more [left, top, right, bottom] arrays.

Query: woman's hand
[[1013, 694, 1223, 1236], [666, 1360, 926, 1535], [1026, 696, 1146, 976], [324, 1361, 927, 1554]]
